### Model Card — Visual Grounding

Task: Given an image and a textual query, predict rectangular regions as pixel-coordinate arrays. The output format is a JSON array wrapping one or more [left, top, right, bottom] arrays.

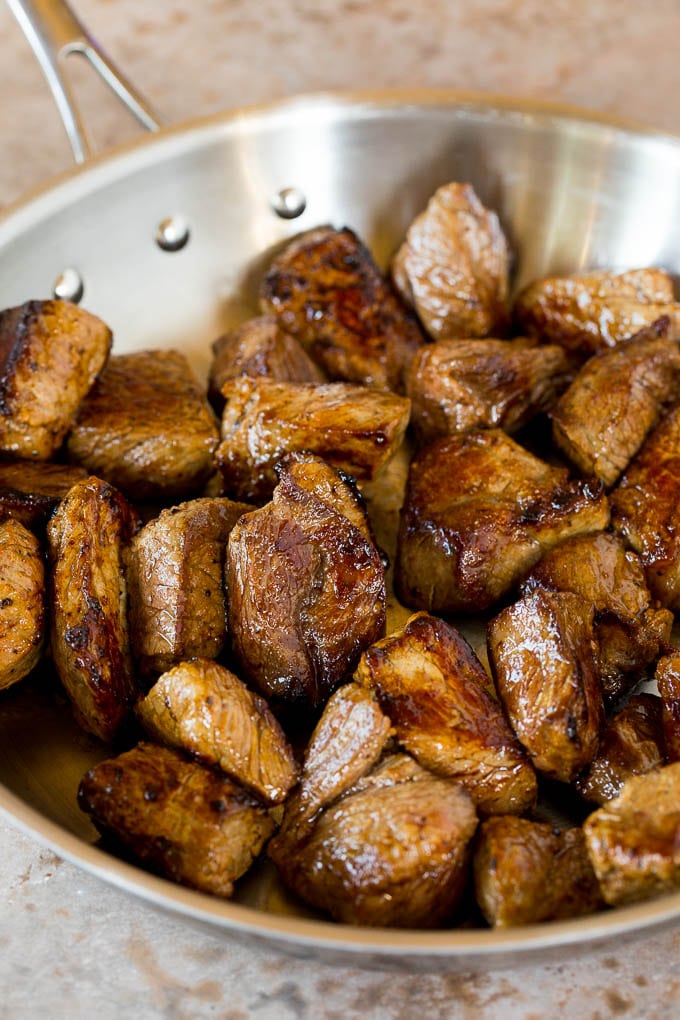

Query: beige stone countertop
[[1, 2, 680, 1018]]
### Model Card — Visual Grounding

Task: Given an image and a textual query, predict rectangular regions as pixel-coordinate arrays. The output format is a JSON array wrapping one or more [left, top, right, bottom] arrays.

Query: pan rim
[[2, 782, 680, 962], [2, 85, 680, 233]]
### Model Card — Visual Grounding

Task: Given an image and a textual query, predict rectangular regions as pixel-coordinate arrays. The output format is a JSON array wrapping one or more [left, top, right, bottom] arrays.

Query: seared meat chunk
[[406, 336, 571, 444], [259, 225, 424, 390], [269, 752, 477, 927], [611, 405, 680, 609], [226, 452, 386, 709], [66, 350, 220, 500], [514, 268, 680, 359], [78, 741, 275, 898], [655, 653, 680, 763], [355, 612, 537, 816], [127, 496, 251, 677], [396, 429, 609, 614], [551, 319, 680, 486], [47, 476, 139, 742], [0, 299, 112, 460], [583, 762, 680, 906], [208, 314, 324, 408], [0, 459, 88, 531], [136, 659, 298, 805], [216, 377, 410, 503], [0, 518, 45, 690], [522, 532, 673, 703], [473, 816, 603, 927], [294, 682, 393, 821], [391, 182, 510, 340], [488, 590, 604, 783], [575, 694, 665, 805]]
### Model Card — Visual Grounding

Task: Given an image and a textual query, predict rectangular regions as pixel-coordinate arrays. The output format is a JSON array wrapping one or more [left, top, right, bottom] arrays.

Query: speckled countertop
[[1, 2, 680, 1018]]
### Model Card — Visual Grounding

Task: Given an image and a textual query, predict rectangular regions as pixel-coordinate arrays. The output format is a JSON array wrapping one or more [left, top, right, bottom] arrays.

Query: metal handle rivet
[[53, 268, 84, 304], [270, 187, 307, 219], [155, 216, 190, 252]]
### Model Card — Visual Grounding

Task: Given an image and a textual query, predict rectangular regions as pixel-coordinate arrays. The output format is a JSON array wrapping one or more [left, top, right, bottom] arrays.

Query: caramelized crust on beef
[[575, 694, 665, 805], [208, 314, 325, 408], [522, 532, 673, 703], [136, 659, 298, 805], [655, 653, 680, 763], [259, 226, 424, 390], [551, 319, 680, 486], [216, 376, 410, 503], [395, 429, 609, 614], [47, 476, 139, 742], [127, 496, 251, 677], [78, 741, 275, 897], [583, 762, 680, 906], [514, 268, 680, 359], [0, 459, 88, 531], [355, 612, 537, 816], [391, 182, 510, 340], [488, 589, 604, 783], [66, 350, 220, 500], [406, 336, 571, 444], [611, 405, 680, 609], [0, 518, 45, 690], [473, 816, 603, 927], [269, 752, 478, 927], [0, 299, 112, 460], [226, 452, 386, 709]]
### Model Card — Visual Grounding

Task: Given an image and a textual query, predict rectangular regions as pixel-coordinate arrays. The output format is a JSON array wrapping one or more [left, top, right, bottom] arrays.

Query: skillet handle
[[7, 0, 161, 163]]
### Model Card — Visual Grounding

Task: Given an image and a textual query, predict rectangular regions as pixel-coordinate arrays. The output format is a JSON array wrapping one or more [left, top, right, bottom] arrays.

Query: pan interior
[[2, 92, 680, 964]]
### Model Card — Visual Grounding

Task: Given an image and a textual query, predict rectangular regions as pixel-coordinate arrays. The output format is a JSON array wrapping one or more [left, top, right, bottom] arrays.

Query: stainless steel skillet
[[1, 0, 680, 972]]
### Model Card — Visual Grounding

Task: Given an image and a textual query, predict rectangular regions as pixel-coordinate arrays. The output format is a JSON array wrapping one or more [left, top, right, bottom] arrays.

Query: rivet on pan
[[53, 267, 84, 304], [270, 187, 306, 220], [155, 216, 190, 252]]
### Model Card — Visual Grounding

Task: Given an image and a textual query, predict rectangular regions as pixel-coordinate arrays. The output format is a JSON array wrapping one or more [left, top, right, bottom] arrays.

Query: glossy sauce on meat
[[391, 181, 510, 340], [396, 429, 609, 613], [226, 452, 386, 709], [260, 226, 424, 390], [355, 611, 537, 816]]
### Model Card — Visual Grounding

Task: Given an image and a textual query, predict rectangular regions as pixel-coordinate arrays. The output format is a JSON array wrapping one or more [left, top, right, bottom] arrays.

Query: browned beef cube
[[260, 226, 424, 390], [136, 659, 299, 805], [575, 694, 666, 805], [78, 742, 275, 898], [391, 182, 510, 340], [551, 319, 680, 486], [655, 653, 680, 763], [0, 459, 88, 531], [355, 612, 537, 816], [0, 517, 45, 690], [66, 350, 220, 500], [0, 300, 111, 459], [226, 452, 386, 710], [514, 268, 680, 359], [216, 376, 410, 503], [292, 682, 393, 824], [583, 762, 680, 906], [406, 336, 570, 444], [269, 752, 477, 927], [473, 816, 603, 927], [395, 429, 609, 614], [488, 589, 604, 783], [208, 314, 324, 408], [126, 496, 251, 677], [522, 532, 673, 703], [47, 476, 139, 742], [611, 405, 680, 609]]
